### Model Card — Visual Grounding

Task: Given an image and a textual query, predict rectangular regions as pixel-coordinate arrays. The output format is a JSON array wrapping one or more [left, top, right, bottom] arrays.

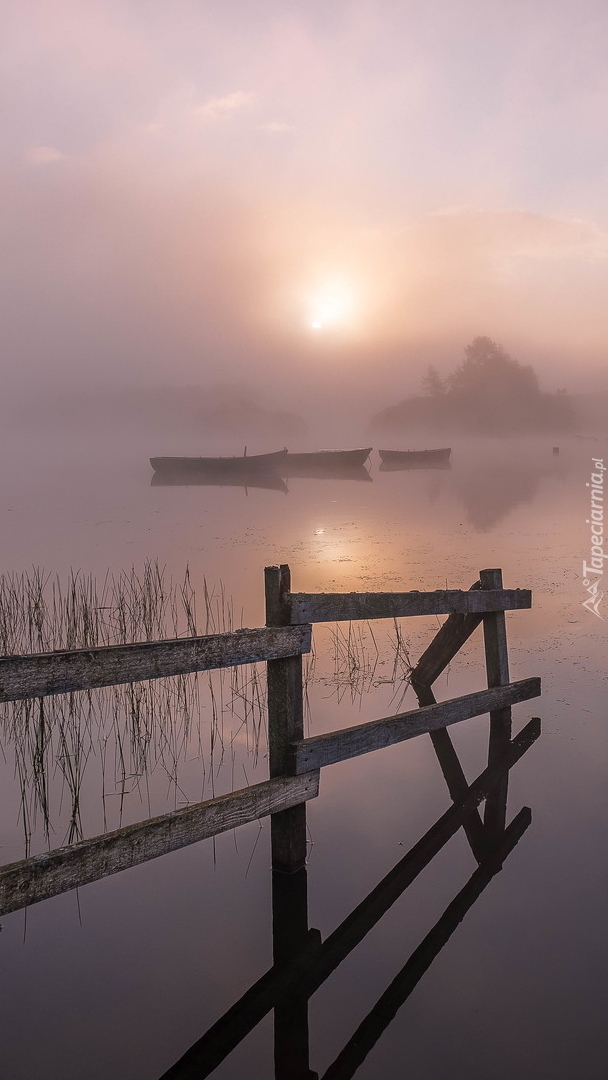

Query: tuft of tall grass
[[0, 563, 267, 856], [0, 564, 416, 859], [324, 620, 380, 707], [0, 560, 209, 656]]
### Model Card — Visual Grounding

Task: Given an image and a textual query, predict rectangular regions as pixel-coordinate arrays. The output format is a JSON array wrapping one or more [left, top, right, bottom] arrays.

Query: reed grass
[[0, 561, 206, 655], [324, 620, 380, 706], [387, 617, 414, 711], [0, 563, 265, 855], [0, 564, 415, 858]]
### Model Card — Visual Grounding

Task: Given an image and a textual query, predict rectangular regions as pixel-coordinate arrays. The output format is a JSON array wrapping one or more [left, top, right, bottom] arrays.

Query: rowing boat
[[378, 447, 451, 467], [149, 449, 288, 475], [281, 448, 372, 470]]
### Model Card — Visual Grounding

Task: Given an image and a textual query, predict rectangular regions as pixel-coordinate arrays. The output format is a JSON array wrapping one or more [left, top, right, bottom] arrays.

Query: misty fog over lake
[[3, 0, 608, 1076]]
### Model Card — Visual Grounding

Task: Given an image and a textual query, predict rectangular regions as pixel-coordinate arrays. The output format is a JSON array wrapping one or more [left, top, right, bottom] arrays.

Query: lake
[[0, 425, 606, 1079]]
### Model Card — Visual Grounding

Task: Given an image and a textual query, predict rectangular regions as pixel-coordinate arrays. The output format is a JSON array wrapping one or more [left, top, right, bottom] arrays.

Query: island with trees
[[371, 337, 575, 433]]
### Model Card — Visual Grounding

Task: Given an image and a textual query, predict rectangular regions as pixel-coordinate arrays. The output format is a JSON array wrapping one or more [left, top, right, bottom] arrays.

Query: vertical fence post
[[265, 565, 317, 1078], [479, 568, 512, 839], [265, 563, 306, 872]]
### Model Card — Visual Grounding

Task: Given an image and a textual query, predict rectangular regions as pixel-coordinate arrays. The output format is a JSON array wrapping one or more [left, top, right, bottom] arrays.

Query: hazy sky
[[3, 0, 608, 407]]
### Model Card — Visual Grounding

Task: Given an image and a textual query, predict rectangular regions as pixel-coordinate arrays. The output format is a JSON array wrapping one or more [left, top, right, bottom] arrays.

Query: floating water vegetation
[[0, 563, 415, 858]]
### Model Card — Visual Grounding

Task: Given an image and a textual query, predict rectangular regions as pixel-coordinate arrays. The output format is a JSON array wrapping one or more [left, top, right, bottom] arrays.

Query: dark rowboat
[[378, 447, 451, 468], [150, 449, 288, 475], [282, 448, 372, 470]]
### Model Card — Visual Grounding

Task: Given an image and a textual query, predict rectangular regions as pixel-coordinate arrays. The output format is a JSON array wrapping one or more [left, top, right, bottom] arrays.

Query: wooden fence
[[0, 562, 541, 1077], [0, 564, 540, 912]]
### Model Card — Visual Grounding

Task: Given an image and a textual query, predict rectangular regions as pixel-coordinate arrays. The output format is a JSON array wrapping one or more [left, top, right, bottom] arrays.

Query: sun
[[306, 278, 356, 332]]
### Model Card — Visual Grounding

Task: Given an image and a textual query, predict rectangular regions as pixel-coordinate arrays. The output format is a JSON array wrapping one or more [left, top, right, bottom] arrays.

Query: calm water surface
[[0, 427, 606, 1079]]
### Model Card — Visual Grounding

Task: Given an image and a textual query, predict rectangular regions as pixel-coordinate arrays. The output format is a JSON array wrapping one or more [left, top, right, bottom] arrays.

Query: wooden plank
[[291, 678, 541, 773], [265, 563, 292, 627], [480, 569, 511, 687], [0, 624, 311, 702], [321, 808, 532, 1080], [288, 588, 531, 624], [480, 568, 513, 838], [0, 771, 320, 917], [416, 692, 489, 864], [266, 568, 304, 778], [265, 565, 308, 873], [410, 579, 483, 689], [159, 719, 539, 1080], [410, 608, 489, 864]]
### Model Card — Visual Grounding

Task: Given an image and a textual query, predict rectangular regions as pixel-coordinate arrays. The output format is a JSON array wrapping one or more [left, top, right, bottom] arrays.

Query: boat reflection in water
[[159, 718, 539, 1080], [279, 463, 372, 482], [151, 471, 288, 493], [379, 458, 452, 473], [150, 462, 371, 488]]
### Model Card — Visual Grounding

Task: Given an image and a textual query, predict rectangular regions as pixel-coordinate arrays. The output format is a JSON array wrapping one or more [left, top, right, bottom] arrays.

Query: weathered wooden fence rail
[[0, 624, 311, 702], [0, 563, 540, 918], [287, 586, 531, 624], [0, 773, 320, 917], [290, 679, 540, 773]]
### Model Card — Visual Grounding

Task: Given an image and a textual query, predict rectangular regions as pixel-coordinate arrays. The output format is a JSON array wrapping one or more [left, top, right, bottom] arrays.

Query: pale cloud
[[26, 146, 65, 165], [257, 121, 294, 133], [140, 86, 257, 140], [422, 209, 608, 258], [191, 90, 256, 123]]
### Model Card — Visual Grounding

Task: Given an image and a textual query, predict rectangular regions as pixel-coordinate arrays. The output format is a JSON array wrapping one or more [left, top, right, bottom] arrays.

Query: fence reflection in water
[[161, 719, 539, 1080]]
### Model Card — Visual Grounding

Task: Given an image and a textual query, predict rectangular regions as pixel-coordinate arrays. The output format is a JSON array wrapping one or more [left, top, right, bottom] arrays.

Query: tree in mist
[[421, 364, 446, 397], [371, 336, 576, 433], [446, 336, 542, 427], [448, 337, 538, 399]]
